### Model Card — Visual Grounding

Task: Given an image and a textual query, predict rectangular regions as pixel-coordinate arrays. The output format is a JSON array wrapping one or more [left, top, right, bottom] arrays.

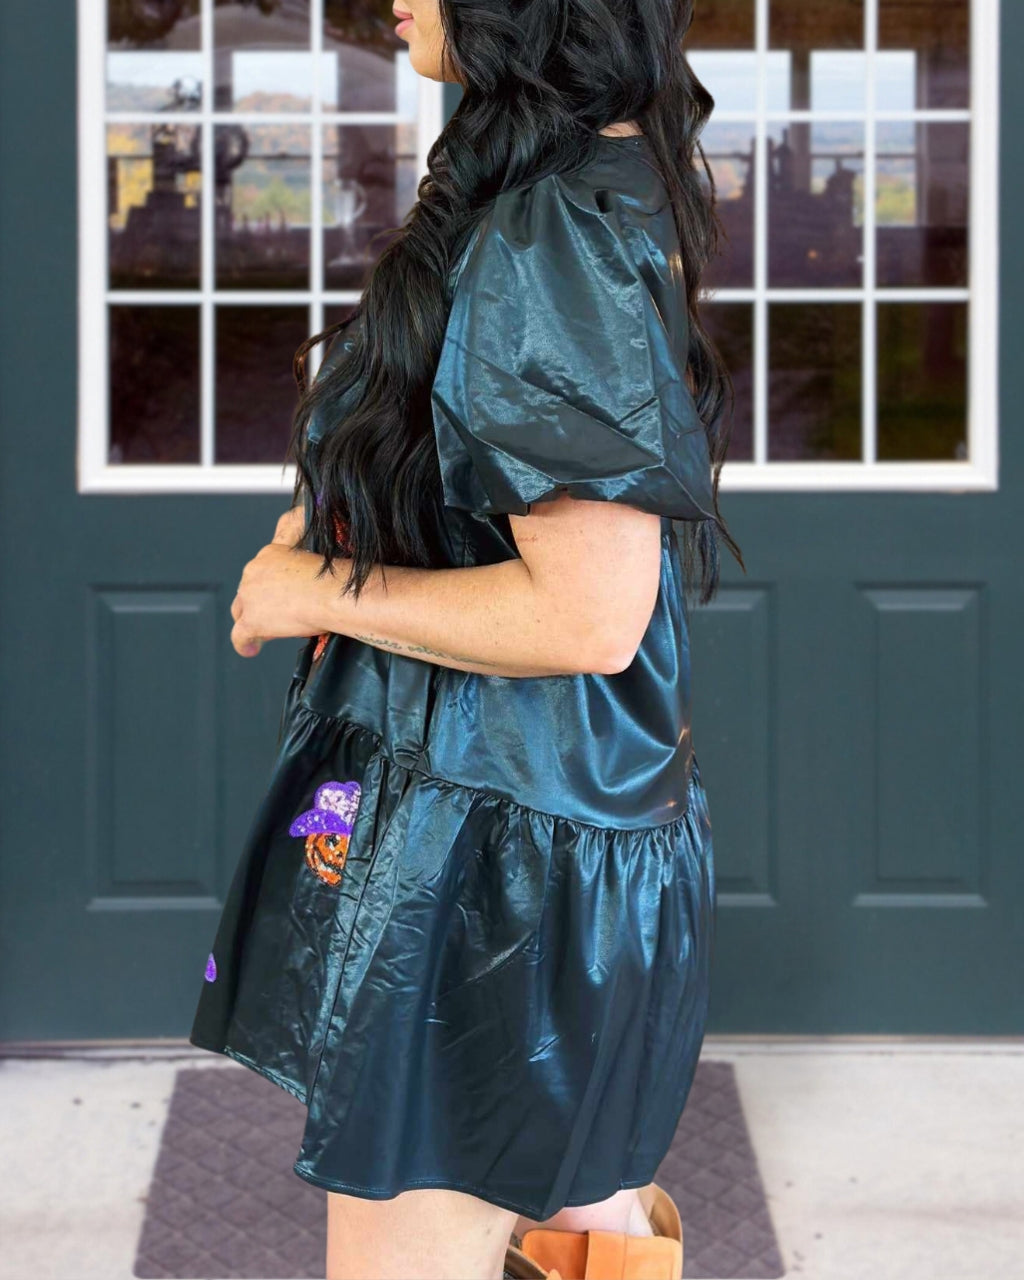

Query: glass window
[[83, 0, 439, 490], [691, 0, 992, 487], [82, 0, 994, 491]]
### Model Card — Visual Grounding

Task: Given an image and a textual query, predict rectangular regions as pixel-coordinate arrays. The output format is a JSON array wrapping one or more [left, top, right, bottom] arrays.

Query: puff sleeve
[[429, 172, 718, 522]]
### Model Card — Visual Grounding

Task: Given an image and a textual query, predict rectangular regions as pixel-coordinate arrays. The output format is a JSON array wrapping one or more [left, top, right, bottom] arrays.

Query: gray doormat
[[133, 1061, 784, 1279]]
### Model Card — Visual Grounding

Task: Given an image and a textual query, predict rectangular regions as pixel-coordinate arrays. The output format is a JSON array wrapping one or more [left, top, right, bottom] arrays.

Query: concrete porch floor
[[1, 1036, 1021, 1280]]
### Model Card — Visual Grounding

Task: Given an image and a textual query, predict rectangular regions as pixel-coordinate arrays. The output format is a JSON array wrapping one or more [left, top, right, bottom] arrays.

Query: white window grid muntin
[[80, 0, 999, 494]]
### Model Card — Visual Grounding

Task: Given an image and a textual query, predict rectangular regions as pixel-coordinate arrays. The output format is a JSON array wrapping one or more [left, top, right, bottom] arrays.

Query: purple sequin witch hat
[[288, 779, 362, 837]]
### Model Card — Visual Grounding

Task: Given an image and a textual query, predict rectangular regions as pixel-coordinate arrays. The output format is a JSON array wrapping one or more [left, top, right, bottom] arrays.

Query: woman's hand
[[230, 542, 343, 658]]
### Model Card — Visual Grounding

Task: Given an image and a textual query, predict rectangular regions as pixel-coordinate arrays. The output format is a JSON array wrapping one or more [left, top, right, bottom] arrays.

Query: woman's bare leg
[[326, 1186, 519, 1280], [511, 1185, 656, 1244]]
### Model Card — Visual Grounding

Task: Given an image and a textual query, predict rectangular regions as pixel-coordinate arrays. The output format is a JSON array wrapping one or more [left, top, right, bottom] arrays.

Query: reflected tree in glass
[[214, 124, 311, 290]]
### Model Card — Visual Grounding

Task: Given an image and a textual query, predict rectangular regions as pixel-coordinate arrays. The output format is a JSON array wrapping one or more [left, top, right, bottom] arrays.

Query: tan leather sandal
[[504, 1182, 683, 1280]]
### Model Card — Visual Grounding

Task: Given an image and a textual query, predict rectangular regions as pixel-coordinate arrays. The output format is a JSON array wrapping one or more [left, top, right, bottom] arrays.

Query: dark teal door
[[684, 0, 1022, 1032], [1, 0, 1020, 1040]]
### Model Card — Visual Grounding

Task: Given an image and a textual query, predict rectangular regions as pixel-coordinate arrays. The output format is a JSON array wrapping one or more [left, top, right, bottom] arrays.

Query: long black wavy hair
[[286, 0, 745, 609]]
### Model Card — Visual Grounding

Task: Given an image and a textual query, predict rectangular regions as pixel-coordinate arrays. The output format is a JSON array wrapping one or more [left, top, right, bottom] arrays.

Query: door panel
[[691, 513, 1023, 1032]]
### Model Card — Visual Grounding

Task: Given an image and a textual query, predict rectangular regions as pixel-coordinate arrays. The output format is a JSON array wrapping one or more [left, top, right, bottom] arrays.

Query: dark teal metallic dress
[[189, 134, 717, 1220]]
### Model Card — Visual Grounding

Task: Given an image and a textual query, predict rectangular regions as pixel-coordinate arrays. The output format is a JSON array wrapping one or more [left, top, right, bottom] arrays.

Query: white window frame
[[78, 0, 999, 494], [78, 0, 443, 494]]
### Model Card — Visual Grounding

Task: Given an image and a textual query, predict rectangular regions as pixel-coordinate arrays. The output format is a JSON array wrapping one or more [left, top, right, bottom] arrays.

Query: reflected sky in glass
[[688, 52, 758, 114], [691, 49, 946, 116], [875, 53, 917, 112]]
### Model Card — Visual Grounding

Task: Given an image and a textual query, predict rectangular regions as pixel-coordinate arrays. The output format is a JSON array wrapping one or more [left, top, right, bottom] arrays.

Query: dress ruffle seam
[[290, 693, 696, 835]]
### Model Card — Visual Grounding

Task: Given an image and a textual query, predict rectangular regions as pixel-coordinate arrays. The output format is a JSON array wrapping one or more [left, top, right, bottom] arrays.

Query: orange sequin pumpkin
[[303, 831, 350, 886]]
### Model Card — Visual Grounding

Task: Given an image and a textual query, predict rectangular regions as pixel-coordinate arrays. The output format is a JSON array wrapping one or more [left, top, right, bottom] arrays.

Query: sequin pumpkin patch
[[289, 779, 362, 886]]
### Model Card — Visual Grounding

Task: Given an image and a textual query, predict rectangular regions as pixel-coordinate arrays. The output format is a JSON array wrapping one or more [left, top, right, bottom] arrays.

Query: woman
[[189, 0, 744, 1276]]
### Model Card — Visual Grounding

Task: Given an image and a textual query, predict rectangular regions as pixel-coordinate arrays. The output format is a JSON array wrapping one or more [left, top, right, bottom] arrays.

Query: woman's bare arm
[[236, 493, 663, 677], [319, 494, 662, 676]]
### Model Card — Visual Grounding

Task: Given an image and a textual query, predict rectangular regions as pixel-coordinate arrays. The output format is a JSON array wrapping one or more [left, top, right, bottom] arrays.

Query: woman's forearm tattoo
[[350, 631, 504, 668]]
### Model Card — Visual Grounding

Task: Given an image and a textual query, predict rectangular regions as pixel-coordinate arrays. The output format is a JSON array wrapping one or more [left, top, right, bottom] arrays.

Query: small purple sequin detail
[[204, 952, 217, 982]]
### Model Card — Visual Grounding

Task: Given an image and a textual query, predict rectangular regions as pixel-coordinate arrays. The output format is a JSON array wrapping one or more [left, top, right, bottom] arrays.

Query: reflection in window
[[877, 304, 968, 461], [215, 125, 311, 290], [108, 125, 201, 289], [769, 305, 862, 462], [699, 121, 755, 291], [110, 307, 200, 463], [107, 0, 201, 112], [770, 0, 864, 56], [702, 305, 754, 462], [769, 123, 864, 289], [876, 123, 968, 288], [689, 53, 759, 114], [89, 1, 984, 482], [92, 0, 431, 479], [323, 125, 418, 290], [879, 0, 969, 109], [324, 1, 413, 112], [214, 0, 312, 111], [215, 307, 310, 463], [685, 0, 755, 49]]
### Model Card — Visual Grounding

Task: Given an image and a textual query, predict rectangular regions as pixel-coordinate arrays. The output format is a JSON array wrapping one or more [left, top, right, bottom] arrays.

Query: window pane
[[214, 0, 311, 111], [768, 304, 861, 461], [108, 125, 201, 290], [684, 1, 755, 109], [686, 0, 755, 48], [323, 3, 415, 112], [107, 0, 201, 112], [770, 0, 865, 111], [876, 123, 968, 288], [700, 121, 755, 290], [877, 303, 967, 461], [769, 123, 864, 288], [323, 125, 418, 291], [689, 54, 758, 114], [215, 125, 310, 290], [878, 0, 969, 109], [771, 0, 864, 51], [110, 307, 200, 463], [702, 304, 753, 462], [215, 306, 309, 463]]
